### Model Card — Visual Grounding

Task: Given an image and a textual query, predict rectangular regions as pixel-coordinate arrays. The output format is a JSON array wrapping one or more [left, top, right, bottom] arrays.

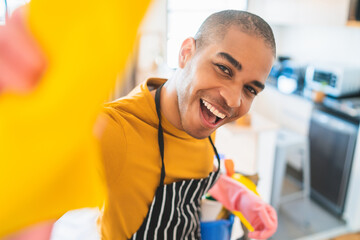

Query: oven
[[309, 105, 359, 217]]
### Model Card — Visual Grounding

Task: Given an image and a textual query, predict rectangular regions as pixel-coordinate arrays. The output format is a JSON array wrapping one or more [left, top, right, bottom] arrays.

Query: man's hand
[[0, 7, 46, 94], [208, 174, 278, 239]]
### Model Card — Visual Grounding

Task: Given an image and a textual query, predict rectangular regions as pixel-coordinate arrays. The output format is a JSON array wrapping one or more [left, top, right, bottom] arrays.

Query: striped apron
[[129, 84, 221, 240]]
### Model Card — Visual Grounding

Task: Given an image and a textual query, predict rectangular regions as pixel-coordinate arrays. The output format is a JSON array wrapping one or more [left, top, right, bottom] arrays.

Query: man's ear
[[178, 37, 196, 69]]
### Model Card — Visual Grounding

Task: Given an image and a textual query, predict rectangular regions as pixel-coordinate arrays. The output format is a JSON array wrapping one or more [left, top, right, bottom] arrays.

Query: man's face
[[176, 27, 274, 139]]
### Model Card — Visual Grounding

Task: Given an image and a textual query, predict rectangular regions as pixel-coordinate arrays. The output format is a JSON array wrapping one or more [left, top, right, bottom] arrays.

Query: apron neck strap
[[154, 83, 221, 186], [208, 135, 221, 173], [155, 84, 166, 187]]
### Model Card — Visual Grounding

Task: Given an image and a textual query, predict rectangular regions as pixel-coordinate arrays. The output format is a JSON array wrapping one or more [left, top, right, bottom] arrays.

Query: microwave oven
[[305, 65, 360, 97]]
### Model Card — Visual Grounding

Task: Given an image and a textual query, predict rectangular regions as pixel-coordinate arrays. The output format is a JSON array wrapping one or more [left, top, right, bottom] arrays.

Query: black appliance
[[309, 100, 359, 217], [268, 58, 306, 95]]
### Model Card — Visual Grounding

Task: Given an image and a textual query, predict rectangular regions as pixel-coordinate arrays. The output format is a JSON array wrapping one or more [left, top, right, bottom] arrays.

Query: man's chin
[[184, 127, 215, 140]]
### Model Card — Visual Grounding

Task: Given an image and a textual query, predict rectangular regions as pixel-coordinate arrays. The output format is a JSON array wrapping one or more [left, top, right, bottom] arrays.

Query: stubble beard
[[177, 90, 212, 140]]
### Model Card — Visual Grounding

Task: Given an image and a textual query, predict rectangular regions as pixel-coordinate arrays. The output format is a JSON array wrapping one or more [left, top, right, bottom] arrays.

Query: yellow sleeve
[[98, 107, 128, 187], [0, 0, 150, 236]]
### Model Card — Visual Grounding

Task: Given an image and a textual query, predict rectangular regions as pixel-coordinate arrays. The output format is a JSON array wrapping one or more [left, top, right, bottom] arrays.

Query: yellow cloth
[[231, 173, 260, 232], [98, 78, 215, 240], [0, 0, 150, 237]]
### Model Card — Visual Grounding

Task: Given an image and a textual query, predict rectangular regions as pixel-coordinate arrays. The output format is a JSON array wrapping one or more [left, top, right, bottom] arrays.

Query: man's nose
[[220, 87, 241, 108]]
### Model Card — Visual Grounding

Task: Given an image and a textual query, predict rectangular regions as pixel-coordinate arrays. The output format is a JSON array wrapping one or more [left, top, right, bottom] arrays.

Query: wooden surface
[[332, 232, 360, 240]]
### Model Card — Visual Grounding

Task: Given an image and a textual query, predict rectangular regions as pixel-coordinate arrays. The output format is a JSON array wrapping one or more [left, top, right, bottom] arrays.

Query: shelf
[[347, 20, 360, 27]]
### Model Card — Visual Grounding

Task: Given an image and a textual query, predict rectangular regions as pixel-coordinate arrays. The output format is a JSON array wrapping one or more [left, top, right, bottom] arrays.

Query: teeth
[[202, 99, 226, 119]]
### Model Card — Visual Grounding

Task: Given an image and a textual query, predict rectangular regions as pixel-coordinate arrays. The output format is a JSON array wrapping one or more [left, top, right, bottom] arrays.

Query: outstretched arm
[[208, 174, 278, 239]]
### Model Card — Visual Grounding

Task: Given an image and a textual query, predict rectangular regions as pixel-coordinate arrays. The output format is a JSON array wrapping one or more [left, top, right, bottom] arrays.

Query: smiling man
[[99, 10, 276, 240], [168, 22, 274, 139]]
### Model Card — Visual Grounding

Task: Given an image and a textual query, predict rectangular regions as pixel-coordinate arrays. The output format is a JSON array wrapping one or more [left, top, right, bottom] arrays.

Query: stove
[[322, 97, 360, 121]]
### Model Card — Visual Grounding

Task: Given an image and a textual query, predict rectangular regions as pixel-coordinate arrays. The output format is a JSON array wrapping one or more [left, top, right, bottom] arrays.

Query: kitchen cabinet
[[247, 0, 352, 26], [348, 0, 360, 26]]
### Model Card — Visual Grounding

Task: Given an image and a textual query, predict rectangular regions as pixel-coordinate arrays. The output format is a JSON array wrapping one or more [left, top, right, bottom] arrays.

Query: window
[[166, 0, 248, 68], [1, 0, 30, 25], [0, 0, 7, 25]]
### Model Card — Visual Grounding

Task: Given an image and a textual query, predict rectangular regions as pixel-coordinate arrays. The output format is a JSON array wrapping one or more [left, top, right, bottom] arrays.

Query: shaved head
[[194, 10, 276, 57]]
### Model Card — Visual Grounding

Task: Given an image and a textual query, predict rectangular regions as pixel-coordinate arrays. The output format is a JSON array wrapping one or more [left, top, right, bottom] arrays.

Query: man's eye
[[216, 64, 231, 76], [246, 86, 258, 95]]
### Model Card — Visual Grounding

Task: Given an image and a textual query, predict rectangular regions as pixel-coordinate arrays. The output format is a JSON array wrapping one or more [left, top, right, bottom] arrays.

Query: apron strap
[[155, 83, 221, 186], [208, 135, 221, 173], [155, 84, 166, 187]]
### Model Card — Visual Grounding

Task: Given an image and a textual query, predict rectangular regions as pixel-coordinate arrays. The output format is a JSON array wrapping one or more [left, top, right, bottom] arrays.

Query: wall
[[272, 25, 360, 67], [136, 0, 171, 85]]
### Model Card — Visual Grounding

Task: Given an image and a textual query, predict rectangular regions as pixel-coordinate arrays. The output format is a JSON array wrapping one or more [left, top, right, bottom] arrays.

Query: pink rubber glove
[[0, 7, 46, 94], [4, 221, 54, 240], [208, 174, 278, 239]]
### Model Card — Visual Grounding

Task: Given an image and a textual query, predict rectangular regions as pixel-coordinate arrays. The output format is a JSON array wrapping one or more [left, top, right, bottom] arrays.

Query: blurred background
[[2, 0, 360, 239]]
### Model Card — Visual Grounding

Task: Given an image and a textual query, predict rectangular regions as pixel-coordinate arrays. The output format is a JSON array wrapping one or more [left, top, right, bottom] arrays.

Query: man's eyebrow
[[216, 52, 265, 91], [217, 52, 242, 71], [252, 80, 265, 91]]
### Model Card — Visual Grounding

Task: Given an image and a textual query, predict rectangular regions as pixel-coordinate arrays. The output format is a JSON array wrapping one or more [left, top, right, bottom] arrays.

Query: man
[[98, 10, 277, 240]]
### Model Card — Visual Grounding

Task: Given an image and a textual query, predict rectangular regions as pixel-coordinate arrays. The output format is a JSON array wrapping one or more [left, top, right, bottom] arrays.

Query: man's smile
[[199, 98, 228, 128]]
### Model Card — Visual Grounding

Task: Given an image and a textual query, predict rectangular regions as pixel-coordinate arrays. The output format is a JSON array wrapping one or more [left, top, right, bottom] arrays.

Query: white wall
[[272, 25, 360, 67], [136, 0, 170, 84]]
